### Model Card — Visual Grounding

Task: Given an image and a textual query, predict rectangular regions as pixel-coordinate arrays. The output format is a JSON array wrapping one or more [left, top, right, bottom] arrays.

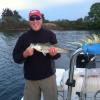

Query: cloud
[[0, 0, 99, 11], [0, 0, 85, 11], [0, 0, 31, 16], [0, 0, 29, 10], [26, 0, 85, 10], [41, 0, 84, 5], [0, 0, 99, 15], [32, 0, 100, 9]]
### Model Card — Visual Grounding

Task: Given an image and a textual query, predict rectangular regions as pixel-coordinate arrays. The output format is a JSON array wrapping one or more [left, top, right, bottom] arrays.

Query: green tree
[[1, 8, 22, 22], [13, 10, 22, 20], [84, 3, 100, 29], [2, 8, 13, 17], [88, 3, 100, 22], [0, 8, 28, 30]]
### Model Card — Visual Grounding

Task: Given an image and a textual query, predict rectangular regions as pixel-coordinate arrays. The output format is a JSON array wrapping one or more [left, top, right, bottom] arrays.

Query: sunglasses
[[29, 16, 42, 21]]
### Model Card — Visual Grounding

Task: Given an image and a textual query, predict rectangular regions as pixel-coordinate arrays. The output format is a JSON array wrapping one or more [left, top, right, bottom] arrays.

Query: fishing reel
[[76, 53, 96, 68]]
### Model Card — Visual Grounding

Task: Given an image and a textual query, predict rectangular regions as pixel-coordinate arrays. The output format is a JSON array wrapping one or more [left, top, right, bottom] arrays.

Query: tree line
[[51, 3, 100, 30], [0, 9, 28, 31], [0, 3, 100, 31]]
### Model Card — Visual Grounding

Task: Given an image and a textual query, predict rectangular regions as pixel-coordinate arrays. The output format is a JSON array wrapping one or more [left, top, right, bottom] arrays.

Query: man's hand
[[48, 47, 57, 56], [23, 47, 34, 58]]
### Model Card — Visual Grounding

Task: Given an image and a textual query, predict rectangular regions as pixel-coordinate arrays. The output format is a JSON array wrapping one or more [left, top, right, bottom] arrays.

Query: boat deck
[[57, 68, 100, 100], [79, 68, 100, 100], [21, 68, 100, 100]]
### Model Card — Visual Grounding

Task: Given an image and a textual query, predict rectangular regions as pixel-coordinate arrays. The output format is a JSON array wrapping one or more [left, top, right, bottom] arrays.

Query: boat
[[21, 48, 100, 100]]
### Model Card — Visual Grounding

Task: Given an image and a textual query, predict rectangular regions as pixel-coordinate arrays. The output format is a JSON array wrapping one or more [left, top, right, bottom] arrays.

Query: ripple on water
[[0, 31, 97, 100]]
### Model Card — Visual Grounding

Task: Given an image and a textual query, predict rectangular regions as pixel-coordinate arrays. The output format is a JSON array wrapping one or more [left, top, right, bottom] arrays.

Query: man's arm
[[13, 37, 26, 64]]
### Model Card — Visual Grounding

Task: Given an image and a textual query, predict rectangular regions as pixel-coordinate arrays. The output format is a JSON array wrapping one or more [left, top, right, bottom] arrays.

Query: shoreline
[[0, 28, 100, 32]]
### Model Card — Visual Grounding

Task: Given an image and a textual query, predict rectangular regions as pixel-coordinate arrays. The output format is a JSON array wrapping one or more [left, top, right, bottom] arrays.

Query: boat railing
[[66, 48, 83, 100], [66, 47, 100, 100], [79, 56, 100, 100]]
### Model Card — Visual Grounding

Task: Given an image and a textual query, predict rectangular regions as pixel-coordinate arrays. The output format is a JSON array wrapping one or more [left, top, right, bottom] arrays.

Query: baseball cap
[[29, 10, 42, 17]]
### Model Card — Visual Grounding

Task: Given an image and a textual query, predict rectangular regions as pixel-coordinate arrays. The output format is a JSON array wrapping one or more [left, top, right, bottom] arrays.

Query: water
[[0, 30, 98, 100]]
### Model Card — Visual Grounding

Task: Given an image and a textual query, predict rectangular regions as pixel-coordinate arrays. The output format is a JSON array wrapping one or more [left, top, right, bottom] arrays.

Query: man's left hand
[[48, 47, 57, 56]]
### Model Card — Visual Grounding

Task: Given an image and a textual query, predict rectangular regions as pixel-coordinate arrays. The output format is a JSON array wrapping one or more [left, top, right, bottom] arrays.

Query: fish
[[29, 43, 70, 55]]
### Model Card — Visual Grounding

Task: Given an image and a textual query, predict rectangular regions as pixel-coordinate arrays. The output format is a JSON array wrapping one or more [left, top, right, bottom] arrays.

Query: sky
[[0, 0, 100, 21]]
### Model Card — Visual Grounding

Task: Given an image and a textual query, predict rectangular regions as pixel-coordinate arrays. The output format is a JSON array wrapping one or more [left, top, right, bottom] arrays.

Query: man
[[13, 10, 60, 100]]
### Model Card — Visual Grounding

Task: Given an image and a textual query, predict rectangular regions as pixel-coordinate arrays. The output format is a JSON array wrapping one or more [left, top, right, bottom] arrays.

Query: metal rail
[[66, 48, 83, 100]]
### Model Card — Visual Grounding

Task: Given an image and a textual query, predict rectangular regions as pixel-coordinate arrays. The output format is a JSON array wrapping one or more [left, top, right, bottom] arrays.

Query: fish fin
[[53, 43, 59, 47], [29, 43, 35, 49], [43, 43, 58, 46], [37, 43, 51, 46], [37, 43, 58, 47], [44, 43, 51, 46], [29, 43, 33, 48], [42, 52, 46, 56]]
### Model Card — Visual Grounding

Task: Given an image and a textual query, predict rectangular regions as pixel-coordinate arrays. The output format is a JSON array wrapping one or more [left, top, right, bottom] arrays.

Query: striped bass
[[30, 43, 69, 55]]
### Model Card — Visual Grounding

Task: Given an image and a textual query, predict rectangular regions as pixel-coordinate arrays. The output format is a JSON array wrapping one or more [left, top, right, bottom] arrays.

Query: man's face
[[29, 16, 43, 31]]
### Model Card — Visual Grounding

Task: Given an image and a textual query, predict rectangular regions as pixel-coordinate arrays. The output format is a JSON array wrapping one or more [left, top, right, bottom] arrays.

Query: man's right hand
[[23, 47, 34, 58]]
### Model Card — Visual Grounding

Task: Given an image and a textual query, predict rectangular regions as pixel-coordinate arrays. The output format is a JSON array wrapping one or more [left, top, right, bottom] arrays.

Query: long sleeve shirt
[[13, 28, 60, 80]]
